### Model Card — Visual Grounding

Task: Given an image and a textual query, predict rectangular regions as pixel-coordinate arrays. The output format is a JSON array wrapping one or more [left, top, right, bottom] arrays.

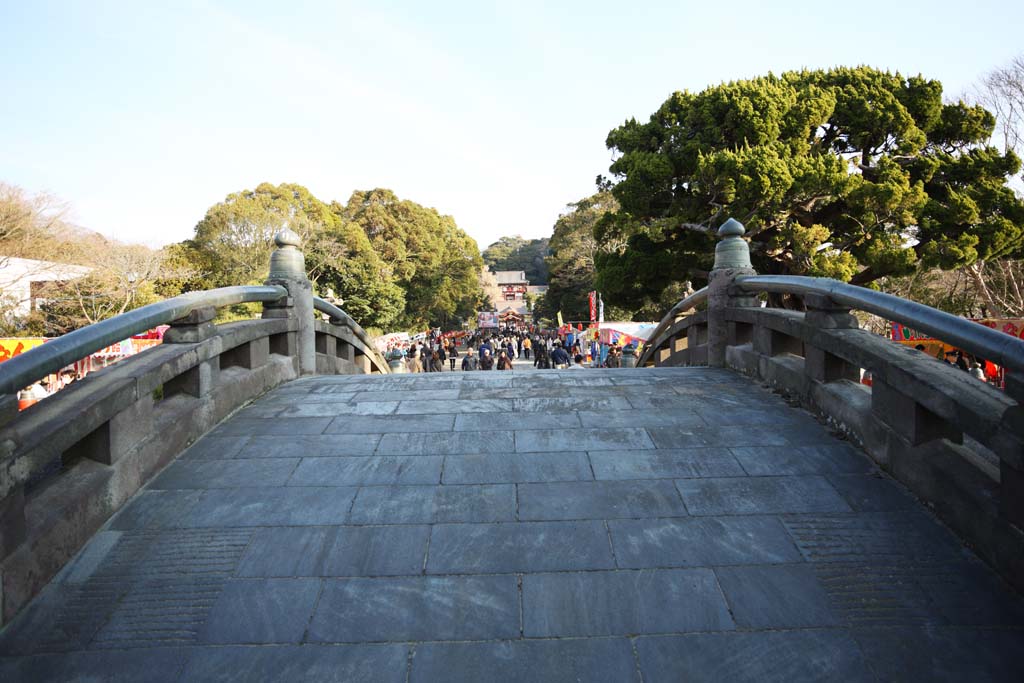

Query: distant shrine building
[[480, 268, 547, 329]]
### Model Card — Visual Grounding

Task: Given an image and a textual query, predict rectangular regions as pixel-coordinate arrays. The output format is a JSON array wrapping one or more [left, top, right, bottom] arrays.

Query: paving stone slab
[[589, 448, 745, 480], [729, 444, 872, 476], [198, 578, 321, 644], [90, 528, 252, 581], [376, 430, 515, 455], [676, 476, 852, 515], [288, 456, 442, 486], [609, 516, 804, 568], [395, 399, 510, 414], [308, 575, 519, 642], [177, 644, 409, 682], [209, 417, 332, 436], [426, 521, 615, 573], [454, 412, 580, 431], [410, 638, 638, 683], [853, 626, 1024, 682], [0, 582, 125, 655], [635, 631, 875, 683], [0, 648, 186, 683], [825, 473, 918, 511], [522, 569, 734, 637], [577, 409, 706, 429], [715, 564, 839, 628], [518, 480, 688, 520], [236, 527, 331, 577], [325, 414, 455, 434], [234, 434, 381, 458], [179, 436, 250, 460], [278, 401, 399, 416], [515, 427, 654, 453], [108, 490, 204, 530], [443, 451, 592, 484], [354, 389, 461, 402], [782, 511, 964, 564], [514, 396, 633, 412], [349, 484, 516, 523], [150, 458, 300, 489], [181, 487, 358, 527], [647, 425, 789, 448]]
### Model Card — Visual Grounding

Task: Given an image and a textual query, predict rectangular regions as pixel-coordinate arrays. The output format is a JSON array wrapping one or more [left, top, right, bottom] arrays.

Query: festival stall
[[891, 320, 1012, 383]]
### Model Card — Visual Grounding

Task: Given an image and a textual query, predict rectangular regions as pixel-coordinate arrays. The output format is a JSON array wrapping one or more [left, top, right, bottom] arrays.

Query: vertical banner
[[557, 311, 564, 327], [598, 293, 604, 324], [588, 291, 597, 321]]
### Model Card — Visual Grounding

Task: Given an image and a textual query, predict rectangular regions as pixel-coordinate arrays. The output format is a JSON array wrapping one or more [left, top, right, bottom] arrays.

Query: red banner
[[588, 291, 596, 322]]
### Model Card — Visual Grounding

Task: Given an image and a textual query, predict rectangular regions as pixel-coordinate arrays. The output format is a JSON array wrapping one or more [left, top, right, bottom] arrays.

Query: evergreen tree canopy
[[482, 235, 550, 284], [596, 66, 1024, 316]]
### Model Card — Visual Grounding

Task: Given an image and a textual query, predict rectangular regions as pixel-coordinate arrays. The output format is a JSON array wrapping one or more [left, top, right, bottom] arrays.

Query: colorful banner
[[588, 291, 597, 322], [892, 319, 1024, 342], [477, 312, 498, 329], [556, 311, 564, 327], [0, 338, 47, 363]]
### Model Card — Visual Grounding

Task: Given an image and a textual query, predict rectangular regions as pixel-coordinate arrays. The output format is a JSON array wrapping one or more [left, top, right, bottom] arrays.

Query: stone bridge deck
[[1, 367, 1022, 681]]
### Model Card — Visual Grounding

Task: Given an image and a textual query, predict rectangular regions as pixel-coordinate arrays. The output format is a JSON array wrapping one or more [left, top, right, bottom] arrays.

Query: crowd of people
[[386, 327, 635, 373]]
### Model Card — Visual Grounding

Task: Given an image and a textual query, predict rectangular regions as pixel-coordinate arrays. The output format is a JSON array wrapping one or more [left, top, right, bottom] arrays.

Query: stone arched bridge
[[0, 226, 1022, 681]]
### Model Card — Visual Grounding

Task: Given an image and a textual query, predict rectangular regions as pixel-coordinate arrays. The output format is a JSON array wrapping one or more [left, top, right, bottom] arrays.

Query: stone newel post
[[707, 218, 757, 368], [263, 228, 315, 376]]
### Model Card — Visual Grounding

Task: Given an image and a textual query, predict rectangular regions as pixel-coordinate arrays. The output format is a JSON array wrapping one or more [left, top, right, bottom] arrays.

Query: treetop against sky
[[1, 0, 1021, 250]]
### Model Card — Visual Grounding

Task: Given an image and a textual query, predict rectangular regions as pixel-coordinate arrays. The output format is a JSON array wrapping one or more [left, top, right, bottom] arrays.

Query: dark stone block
[[235, 434, 381, 457], [411, 638, 638, 683], [324, 414, 455, 434], [589, 448, 744, 480], [349, 485, 515, 524], [676, 476, 852, 515], [647, 425, 789, 448], [107, 490, 204, 530], [826, 473, 918, 511], [210, 417, 333, 436], [1, 648, 186, 682], [236, 527, 330, 577], [729, 444, 872, 476], [308, 576, 519, 642], [182, 487, 357, 526], [376, 431, 515, 455], [522, 569, 734, 637], [426, 521, 614, 573], [518, 480, 688, 520], [609, 516, 803, 568], [853, 626, 1024, 682], [288, 456, 443, 486], [198, 578, 321, 643], [636, 631, 874, 683], [715, 564, 839, 628], [150, 458, 299, 489], [515, 428, 654, 453], [443, 452, 592, 484], [178, 644, 409, 682]]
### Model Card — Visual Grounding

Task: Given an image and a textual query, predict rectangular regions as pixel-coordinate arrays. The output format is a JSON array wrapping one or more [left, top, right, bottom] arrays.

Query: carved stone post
[[263, 229, 315, 376], [707, 219, 757, 368]]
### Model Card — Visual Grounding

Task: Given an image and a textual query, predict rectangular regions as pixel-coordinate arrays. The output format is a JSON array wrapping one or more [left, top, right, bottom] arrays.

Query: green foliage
[[541, 192, 619, 321], [482, 236, 550, 284], [598, 66, 1024, 318]]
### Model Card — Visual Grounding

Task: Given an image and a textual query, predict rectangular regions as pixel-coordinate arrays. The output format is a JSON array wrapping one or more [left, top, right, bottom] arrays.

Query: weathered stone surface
[[150, 458, 299, 489], [198, 578, 321, 643], [278, 401, 398, 416], [396, 399, 508, 414], [411, 638, 638, 683], [231, 434, 381, 458], [647, 425, 789, 448], [178, 644, 409, 682], [177, 435, 250, 460], [426, 521, 614, 573], [676, 476, 852, 515], [454, 412, 578, 431], [443, 452, 592, 484], [589, 448, 744, 480], [715, 564, 840, 628], [729, 444, 872, 475], [0, 648, 186, 682], [518, 480, 687, 520], [523, 569, 734, 636], [308, 575, 519, 642], [609, 516, 803, 568], [635, 631, 875, 682], [182, 487, 357, 527], [825, 473, 918, 511], [514, 427, 655, 453], [289, 456, 443, 486], [210, 417, 332, 436], [325, 414, 454, 434], [577, 409, 706, 429], [376, 431, 515, 455], [349, 484, 516, 523]]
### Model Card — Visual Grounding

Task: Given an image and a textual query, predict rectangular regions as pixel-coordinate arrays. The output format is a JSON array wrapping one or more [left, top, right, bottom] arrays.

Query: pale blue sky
[[2, 0, 1021, 249]]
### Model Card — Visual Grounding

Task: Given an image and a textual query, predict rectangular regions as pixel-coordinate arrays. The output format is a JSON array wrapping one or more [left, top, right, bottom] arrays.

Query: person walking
[[480, 349, 494, 370], [406, 345, 422, 373], [497, 350, 514, 370], [448, 342, 458, 371], [437, 344, 447, 372], [550, 342, 571, 369], [523, 336, 532, 360], [430, 350, 444, 373]]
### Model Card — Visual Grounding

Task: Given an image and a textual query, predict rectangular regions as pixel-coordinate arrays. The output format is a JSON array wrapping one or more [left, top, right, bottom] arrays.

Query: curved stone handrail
[[0, 232, 389, 624], [643, 218, 1024, 593], [0, 285, 287, 397], [636, 287, 708, 367]]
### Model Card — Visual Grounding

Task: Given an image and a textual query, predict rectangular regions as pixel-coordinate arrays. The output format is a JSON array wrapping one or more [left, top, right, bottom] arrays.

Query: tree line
[[539, 60, 1024, 324], [0, 183, 486, 336]]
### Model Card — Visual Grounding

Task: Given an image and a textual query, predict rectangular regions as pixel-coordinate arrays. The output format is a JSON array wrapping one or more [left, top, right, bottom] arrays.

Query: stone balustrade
[[0, 231, 387, 624], [641, 219, 1024, 592]]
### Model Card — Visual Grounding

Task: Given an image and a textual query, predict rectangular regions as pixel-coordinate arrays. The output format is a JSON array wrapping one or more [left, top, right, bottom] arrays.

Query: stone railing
[[0, 229, 387, 624], [641, 219, 1024, 592]]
